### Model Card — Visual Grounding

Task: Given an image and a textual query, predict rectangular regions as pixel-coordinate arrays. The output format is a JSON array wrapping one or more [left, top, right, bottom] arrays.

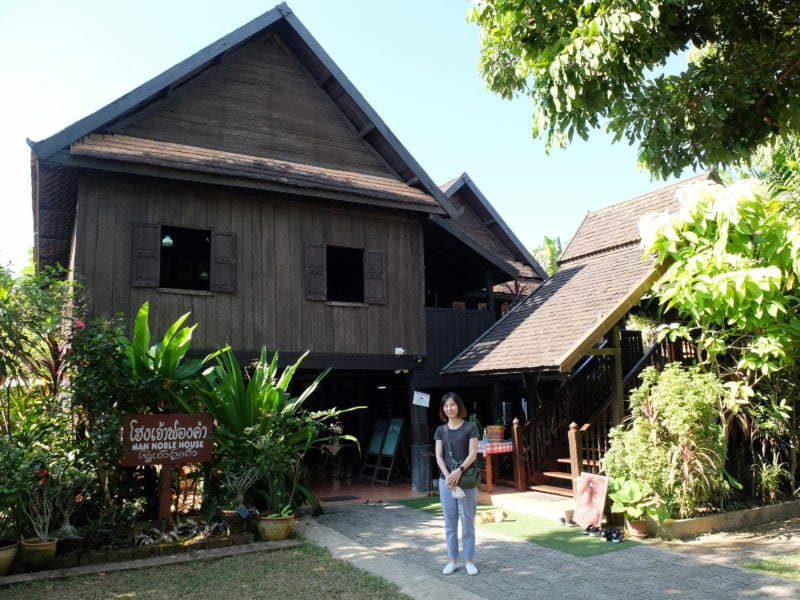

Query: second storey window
[[327, 245, 364, 303], [305, 243, 386, 304], [159, 226, 211, 291], [131, 222, 236, 293]]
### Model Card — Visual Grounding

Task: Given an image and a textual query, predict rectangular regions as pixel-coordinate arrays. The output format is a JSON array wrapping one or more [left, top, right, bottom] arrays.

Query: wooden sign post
[[121, 413, 214, 526]]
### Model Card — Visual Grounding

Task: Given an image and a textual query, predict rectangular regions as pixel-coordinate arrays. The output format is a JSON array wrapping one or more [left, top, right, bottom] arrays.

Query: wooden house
[[28, 3, 544, 486], [442, 173, 715, 494]]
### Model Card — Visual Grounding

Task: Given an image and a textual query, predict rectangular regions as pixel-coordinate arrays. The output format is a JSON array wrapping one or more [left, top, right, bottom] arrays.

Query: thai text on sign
[[122, 413, 214, 466]]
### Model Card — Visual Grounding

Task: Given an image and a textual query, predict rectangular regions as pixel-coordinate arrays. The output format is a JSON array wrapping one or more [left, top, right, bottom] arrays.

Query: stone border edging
[[0, 539, 296, 588], [651, 499, 800, 540]]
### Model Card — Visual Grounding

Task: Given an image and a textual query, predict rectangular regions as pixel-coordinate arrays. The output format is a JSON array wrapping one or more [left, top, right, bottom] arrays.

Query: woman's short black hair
[[439, 391, 467, 422]]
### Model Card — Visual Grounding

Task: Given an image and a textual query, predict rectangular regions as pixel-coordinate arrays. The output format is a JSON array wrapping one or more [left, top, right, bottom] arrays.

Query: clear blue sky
[[0, 0, 687, 274]]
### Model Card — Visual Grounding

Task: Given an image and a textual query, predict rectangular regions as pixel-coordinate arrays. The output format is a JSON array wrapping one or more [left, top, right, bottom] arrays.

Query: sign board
[[412, 391, 430, 408], [572, 473, 609, 528], [121, 413, 214, 466], [380, 418, 403, 457], [366, 418, 389, 456]]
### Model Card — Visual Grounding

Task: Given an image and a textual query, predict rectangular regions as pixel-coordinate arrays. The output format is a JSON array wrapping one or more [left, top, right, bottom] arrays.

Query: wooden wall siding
[[73, 175, 424, 358], [113, 33, 392, 179], [417, 307, 496, 383]]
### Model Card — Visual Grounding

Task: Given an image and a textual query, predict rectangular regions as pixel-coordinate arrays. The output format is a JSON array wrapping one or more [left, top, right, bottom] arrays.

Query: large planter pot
[[256, 514, 295, 541], [625, 519, 649, 540], [19, 537, 58, 571], [0, 539, 20, 576]]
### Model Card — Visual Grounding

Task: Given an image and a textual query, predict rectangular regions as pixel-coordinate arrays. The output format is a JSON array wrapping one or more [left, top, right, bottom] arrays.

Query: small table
[[478, 440, 514, 493]]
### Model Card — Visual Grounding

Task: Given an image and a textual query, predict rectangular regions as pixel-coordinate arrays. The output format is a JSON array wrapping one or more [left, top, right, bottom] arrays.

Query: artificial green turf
[[397, 496, 637, 557]]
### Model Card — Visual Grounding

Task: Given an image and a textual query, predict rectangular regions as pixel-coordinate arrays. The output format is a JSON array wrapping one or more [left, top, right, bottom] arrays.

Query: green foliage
[[67, 316, 130, 462], [124, 302, 209, 413], [607, 477, 660, 522], [0, 264, 74, 437], [201, 347, 361, 516], [604, 363, 727, 518], [531, 235, 562, 276], [469, 1, 800, 179], [641, 177, 800, 436]]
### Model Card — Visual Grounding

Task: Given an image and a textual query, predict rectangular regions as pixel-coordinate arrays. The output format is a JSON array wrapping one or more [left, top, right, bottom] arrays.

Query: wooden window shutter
[[364, 250, 387, 304], [131, 222, 159, 287], [211, 232, 237, 293], [305, 243, 326, 300]]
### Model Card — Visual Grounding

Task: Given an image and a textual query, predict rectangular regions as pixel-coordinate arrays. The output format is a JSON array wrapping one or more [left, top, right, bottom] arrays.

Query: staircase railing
[[566, 338, 698, 484], [517, 337, 621, 487]]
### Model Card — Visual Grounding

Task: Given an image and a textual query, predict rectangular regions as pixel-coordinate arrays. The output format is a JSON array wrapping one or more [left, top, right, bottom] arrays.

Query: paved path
[[297, 501, 800, 600]]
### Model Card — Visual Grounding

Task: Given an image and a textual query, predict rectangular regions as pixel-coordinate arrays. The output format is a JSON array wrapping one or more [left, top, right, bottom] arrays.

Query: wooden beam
[[587, 347, 619, 356]]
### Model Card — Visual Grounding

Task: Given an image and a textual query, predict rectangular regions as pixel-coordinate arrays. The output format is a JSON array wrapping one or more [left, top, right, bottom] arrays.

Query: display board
[[572, 473, 609, 528], [359, 418, 408, 485], [367, 418, 389, 455]]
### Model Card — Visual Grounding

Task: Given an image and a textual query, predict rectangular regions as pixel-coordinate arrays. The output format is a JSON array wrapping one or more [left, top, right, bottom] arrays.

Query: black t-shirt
[[435, 420, 478, 472]]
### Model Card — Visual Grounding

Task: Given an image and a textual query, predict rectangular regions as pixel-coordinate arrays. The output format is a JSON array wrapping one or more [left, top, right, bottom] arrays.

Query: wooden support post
[[567, 422, 583, 497], [158, 465, 173, 527], [511, 417, 526, 491], [610, 325, 624, 426]]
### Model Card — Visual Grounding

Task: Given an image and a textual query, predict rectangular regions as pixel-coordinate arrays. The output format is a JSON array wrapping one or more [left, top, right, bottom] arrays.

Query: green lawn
[[3, 544, 412, 600], [744, 551, 800, 582]]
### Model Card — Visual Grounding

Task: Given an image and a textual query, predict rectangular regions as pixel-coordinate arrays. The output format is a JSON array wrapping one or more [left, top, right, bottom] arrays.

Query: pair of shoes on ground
[[442, 561, 478, 575], [558, 516, 578, 527]]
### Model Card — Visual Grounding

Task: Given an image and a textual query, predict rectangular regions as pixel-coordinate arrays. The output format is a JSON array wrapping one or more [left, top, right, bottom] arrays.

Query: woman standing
[[434, 391, 479, 575]]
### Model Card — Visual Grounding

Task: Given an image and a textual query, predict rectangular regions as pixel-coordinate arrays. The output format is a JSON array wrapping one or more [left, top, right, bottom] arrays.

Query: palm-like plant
[[124, 301, 210, 413], [201, 347, 360, 515]]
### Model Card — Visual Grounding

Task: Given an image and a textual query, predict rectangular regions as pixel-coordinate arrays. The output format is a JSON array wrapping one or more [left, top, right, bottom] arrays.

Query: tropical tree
[[640, 155, 800, 499], [469, 1, 800, 179], [0, 264, 74, 438], [531, 235, 562, 276]]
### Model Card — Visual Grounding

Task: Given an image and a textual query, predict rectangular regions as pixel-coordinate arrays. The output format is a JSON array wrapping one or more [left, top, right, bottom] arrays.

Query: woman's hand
[[445, 468, 462, 489]]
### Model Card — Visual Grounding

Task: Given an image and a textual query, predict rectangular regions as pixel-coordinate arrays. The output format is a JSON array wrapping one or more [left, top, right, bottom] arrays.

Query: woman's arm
[[460, 436, 478, 470]]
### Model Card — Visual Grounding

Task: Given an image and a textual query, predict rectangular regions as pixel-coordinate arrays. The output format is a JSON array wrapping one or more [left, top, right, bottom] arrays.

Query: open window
[[305, 243, 386, 304], [132, 222, 236, 293]]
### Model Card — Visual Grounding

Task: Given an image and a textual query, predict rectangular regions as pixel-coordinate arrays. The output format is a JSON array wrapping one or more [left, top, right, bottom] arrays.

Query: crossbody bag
[[444, 425, 479, 489]]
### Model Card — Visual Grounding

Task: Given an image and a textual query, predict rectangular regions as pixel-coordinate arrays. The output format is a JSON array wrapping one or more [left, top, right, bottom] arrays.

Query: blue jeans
[[439, 478, 477, 561]]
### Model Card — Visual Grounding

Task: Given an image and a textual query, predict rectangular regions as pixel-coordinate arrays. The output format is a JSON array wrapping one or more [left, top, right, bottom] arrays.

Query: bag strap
[[443, 426, 457, 472]]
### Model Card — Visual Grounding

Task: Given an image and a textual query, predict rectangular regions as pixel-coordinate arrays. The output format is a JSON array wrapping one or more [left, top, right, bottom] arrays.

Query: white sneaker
[[465, 562, 478, 575], [442, 561, 458, 575]]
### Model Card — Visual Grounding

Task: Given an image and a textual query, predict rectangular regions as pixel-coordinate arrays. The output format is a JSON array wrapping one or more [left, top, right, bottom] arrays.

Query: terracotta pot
[[20, 537, 58, 570], [256, 514, 295, 541], [625, 519, 649, 539], [0, 539, 20, 576]]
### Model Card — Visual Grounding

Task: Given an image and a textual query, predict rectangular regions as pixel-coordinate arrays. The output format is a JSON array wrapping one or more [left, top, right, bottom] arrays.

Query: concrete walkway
[[298, 501, 800, 600]]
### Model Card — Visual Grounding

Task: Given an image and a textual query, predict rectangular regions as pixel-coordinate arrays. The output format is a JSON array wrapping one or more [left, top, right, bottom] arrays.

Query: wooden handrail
[[566, 338, 699, 486]]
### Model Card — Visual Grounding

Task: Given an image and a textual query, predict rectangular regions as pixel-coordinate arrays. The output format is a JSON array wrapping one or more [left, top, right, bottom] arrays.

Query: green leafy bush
[[604, 363, 728, 518]]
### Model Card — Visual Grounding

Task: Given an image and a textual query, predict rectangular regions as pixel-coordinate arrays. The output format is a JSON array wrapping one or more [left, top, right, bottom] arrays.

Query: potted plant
[[0, 438, 22, 575], [201, 347, 361, 540], [18, 464, 59, 569], [608, 477, 661, 539]]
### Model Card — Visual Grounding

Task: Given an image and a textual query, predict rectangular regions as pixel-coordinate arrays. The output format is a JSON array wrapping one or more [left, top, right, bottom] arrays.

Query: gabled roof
[[28, 2, 459, 270], [441, 171, 718, 375], [436, 173, 548, 281]]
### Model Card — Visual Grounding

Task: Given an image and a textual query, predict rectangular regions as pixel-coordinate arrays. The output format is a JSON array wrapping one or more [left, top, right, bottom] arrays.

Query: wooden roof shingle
[[441, 172, 718, 375]]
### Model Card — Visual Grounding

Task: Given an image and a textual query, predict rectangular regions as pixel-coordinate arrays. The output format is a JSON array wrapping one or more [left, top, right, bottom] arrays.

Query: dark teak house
[[28, 3, 544, 488]]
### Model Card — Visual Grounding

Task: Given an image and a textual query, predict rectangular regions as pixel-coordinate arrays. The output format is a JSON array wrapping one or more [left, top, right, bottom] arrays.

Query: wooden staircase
[[514, 332, 698, 498]]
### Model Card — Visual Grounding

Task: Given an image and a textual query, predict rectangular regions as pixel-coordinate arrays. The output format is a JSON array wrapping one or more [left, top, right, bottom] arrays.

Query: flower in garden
[[73, 319, 86, 329]]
